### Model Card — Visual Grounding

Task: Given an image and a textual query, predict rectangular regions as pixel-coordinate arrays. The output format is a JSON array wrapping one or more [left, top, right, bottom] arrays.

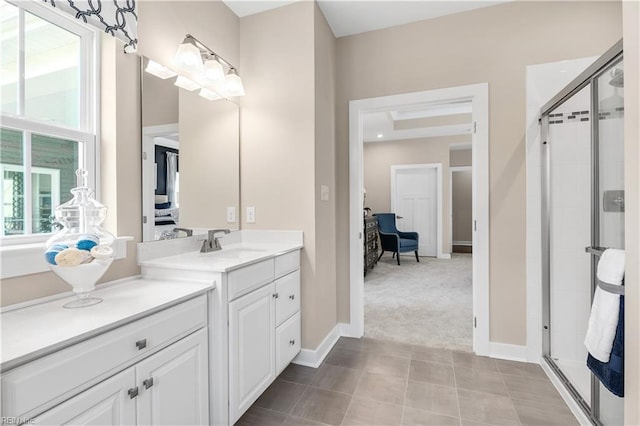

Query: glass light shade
[[145, 60, 177, 79], [173, 40, 203, 72], [203, 58, 225, 83], [199, 88, 222, 101], [174, 75, 200, 91], [225, 72, 245, 97]]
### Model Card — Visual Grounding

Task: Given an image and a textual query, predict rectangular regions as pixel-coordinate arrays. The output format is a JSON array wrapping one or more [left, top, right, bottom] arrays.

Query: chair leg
[[415, 251, 419, 262], [392, 252, 395, 259], [397, 253, 400, 265], [378, 251, 384, 261]]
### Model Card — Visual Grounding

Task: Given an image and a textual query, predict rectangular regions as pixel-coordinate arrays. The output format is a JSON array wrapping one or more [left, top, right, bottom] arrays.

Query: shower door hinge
[[143, 215, 147, 224], [474, 220, 477, 231], [474, 317, 477, 328], [143, 151, 147, 160], [473, 121, 477, 134]]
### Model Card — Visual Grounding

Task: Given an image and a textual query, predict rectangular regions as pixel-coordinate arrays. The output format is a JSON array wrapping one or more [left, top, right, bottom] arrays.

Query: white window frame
[[1, 0, 99, 247]]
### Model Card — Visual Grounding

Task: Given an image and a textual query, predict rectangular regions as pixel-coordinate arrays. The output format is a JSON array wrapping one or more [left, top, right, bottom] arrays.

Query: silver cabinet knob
[[289, 339, 295, 346], [128, 387, 139, 399], [143, 378, 154, 389], [136, 339, 147, 350], [289, 294, 295, 300], [273, 293, 279, 299]]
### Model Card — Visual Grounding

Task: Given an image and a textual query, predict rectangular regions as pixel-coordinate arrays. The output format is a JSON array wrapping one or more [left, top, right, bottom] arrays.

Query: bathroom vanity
[[138, 230, 303, 425], [0, 279, 213, 425]]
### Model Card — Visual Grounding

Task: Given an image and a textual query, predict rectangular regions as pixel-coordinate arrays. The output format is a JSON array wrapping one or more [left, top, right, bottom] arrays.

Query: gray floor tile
[[457, 389, 520, 426], [502, 374, 566, 405], [325, 348, 370, 370], [236, 406, 287, 426], [342, 397, 403, 425], [454, 366, 509, 396], [281, 363, 319, 385], [366, 353, 411, 378], [409, 360, 455, 387], [452, 351, 497, 371], [292, 388, 352, 426], [255, 379, 307, 414], [334, 337, 364, 352], [402, 407, 460, 426], [283, 416, 332, 426], [405, 380, 459, 417], [495, 359, 546, 379], [460, 420, 491, 426], [410, 345, 453, 365], [362, 338, 413, 358], [311, 364, 362, 394], [511, 397, 579, 426], [353, 371, 407, 405]]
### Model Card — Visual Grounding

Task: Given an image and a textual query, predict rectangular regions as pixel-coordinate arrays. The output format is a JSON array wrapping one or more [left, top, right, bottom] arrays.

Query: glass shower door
[[593, 58, 625, 426]]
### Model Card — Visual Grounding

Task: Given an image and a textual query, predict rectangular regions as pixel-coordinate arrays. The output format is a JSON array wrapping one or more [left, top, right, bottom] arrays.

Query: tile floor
[[236, 337, 579, 426]]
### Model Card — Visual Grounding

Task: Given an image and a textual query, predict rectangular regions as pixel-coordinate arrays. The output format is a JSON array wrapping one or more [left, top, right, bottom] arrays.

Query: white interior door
[[391, 165, 438, 256]]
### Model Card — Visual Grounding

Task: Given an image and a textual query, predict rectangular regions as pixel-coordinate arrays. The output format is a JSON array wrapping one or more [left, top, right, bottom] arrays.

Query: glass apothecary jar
[[44, 170, 115, 308]]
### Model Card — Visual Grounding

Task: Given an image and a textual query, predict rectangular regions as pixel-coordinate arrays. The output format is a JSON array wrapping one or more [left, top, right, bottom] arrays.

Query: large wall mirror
[[141, 56, 240, 241]]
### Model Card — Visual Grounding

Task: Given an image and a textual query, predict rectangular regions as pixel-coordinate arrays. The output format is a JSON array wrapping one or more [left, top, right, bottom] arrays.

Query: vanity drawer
[[227, 259, 275, 301], [275, 270, 300, 326], [275, 312, 301, 375], [1, 295, 207, 419], [275, 250, 300, 278]]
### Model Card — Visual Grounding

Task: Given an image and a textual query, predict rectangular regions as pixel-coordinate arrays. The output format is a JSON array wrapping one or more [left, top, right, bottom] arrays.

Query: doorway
[[348, 83, 490, 355]]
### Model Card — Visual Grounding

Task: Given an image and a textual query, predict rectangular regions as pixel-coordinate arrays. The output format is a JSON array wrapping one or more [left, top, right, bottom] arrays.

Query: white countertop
[[138, 241, 303, 273], [1, 277, 214, 371]]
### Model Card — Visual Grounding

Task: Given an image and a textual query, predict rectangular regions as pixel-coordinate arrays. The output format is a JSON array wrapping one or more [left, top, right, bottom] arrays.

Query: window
[[0, 0, 97, 243]]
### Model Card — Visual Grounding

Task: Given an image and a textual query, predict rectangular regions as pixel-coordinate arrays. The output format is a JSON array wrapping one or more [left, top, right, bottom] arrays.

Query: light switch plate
[[320, 185, 329, 201], [247, 207, 256, 223], [227, 207, 236, 223]]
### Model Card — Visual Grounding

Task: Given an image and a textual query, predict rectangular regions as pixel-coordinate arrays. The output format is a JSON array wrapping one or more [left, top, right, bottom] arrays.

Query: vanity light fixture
[[225, 68, 245, 97], [199, 88, 222, 101], [145, 60, 177, 79], [173, 36, 204, 73], [174, 75, 200, 91], [171, 34, 245, 99]]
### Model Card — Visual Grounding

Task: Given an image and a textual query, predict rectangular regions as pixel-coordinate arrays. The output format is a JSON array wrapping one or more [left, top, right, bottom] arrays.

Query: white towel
[[584, 248, 625, 363]]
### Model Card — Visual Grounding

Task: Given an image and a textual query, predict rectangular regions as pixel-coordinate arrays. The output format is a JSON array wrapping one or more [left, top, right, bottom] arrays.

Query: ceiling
[[222, 0, 510, 37]]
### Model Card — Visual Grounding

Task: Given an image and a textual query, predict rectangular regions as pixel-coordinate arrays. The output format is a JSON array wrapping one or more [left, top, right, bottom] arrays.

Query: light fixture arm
[[184, 34, 237, 73]]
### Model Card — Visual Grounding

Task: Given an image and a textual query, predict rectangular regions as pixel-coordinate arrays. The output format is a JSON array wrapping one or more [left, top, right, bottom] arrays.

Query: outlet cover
[[247, 207, 256, 223], [227, 207, 236, 223], [320, 185, 329, 201]]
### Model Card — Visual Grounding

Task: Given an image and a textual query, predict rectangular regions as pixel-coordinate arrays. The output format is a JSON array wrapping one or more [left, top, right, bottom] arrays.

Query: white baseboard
[[452, 241, 472, 246], [489, 342, 528, 362], [540, 358, 590, 425], [292, 323, 341, 368], [438, 253, 452, 260], [338, 322, 361, 338]]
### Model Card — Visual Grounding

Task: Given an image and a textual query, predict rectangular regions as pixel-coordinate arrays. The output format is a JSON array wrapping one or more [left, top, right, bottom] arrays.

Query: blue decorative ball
[[76, 234, 99, 251], [45, 244, 69, 265]]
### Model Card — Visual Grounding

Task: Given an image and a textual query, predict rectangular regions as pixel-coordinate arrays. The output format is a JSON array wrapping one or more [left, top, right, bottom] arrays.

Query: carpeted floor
[[364, 253, 473, 352]]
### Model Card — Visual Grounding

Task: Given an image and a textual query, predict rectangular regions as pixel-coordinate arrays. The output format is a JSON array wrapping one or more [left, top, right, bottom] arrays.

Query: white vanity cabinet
[[1, 290, 210, 426], [228, 251, 301, 424]]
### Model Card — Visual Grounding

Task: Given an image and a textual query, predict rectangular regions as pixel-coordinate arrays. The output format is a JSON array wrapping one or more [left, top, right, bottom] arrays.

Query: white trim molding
[[540, 358, 590, 425], [489, 342, 528, 363], [349, 83, 490, 356], [292, 323, 342, 368]]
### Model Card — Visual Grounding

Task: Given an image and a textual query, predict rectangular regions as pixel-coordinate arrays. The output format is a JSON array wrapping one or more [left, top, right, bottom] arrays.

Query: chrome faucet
[[173, 227, 193, 237], [201, 229, 231, 253]]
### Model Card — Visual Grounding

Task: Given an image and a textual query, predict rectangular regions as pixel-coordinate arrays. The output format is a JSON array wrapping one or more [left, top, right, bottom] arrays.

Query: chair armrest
[[378, 232, 400, 250], [398, 231, 419, 241]]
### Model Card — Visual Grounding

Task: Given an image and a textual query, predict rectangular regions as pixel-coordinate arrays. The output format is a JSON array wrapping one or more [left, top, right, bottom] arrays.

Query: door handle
[[143, 378, 154, 389]]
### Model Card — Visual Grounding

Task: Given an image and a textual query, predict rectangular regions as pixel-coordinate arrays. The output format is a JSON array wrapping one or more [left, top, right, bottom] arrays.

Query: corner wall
[[335, 1, 622, 345]]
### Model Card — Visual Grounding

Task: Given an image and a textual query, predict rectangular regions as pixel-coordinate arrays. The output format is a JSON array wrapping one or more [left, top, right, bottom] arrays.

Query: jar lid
[[54, 170, 107, 226]]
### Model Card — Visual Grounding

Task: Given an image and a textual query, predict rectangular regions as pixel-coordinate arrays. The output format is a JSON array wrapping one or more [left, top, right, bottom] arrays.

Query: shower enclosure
[[541, 41, 624, 425]]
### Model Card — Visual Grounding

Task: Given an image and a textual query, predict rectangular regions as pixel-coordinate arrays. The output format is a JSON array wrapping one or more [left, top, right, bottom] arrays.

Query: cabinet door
[[275, 311, 301, 375], [136, 328, 209, 426], [33, 369, 136, 426], [228, 283, 276, 424]]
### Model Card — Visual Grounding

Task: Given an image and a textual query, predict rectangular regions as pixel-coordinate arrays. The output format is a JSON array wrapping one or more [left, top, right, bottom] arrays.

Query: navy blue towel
[[587, 296, 624, 397]]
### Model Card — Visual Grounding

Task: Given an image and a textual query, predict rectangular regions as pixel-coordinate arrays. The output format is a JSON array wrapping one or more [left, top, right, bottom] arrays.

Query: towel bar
[[585, 246, 607, 256], [598, 279, 625, 295]]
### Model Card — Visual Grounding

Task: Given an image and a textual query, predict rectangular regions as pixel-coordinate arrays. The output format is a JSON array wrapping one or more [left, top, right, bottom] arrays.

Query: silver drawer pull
[[143, 378, 154, 389], [289, 294, 295, 300], [289, 339, 295, 346], [136, 339, 147, 350], [128, 387, 139, 399], [273, 292, 279, 299]]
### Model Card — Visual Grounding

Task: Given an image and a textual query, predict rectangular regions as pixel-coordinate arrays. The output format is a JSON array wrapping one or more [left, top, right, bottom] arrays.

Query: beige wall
[[335, 1, 622, 345], [452, 170, 472, 244], [239, 2, 338, 349], [363, 135, 471, 254], [450, 149, 472, 167], [179, 96, 240, 229], [623, 1, 639, 424]]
